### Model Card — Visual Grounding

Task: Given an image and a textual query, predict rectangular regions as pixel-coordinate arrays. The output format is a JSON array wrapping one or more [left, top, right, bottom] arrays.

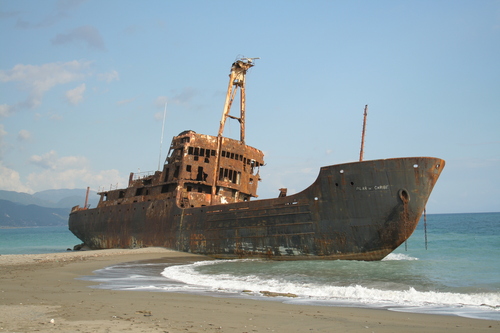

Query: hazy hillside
[[0, 199, 69, 227], [0, 189, 99, 209], [0, 189, 100, 228]]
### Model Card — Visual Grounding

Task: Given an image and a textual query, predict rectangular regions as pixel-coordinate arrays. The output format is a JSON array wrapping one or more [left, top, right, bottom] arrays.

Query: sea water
[[2, 213, 499, 320], [0, 225, 81, 254]]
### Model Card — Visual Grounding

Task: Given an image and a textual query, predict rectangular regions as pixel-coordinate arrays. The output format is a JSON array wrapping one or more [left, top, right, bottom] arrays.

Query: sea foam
[[161, 260, 500, 313]]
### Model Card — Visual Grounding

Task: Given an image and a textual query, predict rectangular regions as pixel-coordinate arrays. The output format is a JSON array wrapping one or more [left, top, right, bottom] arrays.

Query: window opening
[[196, 166, 207, 181]]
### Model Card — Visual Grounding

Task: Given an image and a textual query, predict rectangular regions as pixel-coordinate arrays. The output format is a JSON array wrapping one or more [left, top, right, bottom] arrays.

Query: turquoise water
[[2, 213, 499, 320], [0, 226, 81, 254]]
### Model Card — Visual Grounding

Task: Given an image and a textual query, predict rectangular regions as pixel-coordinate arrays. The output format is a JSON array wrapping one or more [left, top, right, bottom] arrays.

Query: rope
[[424, 207, 428, 250]]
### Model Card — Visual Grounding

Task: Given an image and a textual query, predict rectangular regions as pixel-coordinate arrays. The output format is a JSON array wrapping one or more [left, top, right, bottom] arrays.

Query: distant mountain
[[0, 189, 99, 209], [0, 190, 53, 207], [0, 199, 69, 227], [0, 189, 100, 228]]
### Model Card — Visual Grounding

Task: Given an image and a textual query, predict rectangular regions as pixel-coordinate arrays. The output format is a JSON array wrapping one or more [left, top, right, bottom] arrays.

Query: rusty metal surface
[[69, 156, 445, 261]]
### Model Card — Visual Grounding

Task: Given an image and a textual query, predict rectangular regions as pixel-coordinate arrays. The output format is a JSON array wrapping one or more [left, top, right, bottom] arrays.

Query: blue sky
[[1, 0, 499, 214]]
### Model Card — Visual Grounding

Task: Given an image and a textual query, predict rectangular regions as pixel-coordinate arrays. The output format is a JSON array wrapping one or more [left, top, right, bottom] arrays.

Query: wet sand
[[0, 248, 498, 332]]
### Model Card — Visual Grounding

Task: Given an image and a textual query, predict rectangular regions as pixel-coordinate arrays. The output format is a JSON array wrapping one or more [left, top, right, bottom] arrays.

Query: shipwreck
[[69, 58, 445, 260]]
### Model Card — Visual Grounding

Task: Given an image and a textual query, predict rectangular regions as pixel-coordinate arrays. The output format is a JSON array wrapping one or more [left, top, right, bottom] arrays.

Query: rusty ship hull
[[68, 58, 445, 260], [69, 156, 444, 261]]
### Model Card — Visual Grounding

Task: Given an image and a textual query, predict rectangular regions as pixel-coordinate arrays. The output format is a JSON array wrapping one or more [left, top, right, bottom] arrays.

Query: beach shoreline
[[1, 248, 498, 332]]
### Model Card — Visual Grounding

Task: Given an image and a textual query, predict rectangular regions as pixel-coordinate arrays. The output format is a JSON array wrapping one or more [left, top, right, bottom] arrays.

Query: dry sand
[[0, 248, 498, 332]]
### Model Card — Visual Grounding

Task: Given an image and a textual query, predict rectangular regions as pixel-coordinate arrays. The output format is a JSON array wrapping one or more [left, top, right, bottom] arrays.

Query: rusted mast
[[217, 57, 258, 143], [84, 186, 90, 209], [359, 105, 368, 161], [212, 57, 259, 203]]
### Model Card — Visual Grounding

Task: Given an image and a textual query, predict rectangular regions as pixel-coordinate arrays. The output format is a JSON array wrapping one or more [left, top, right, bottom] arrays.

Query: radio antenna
[[158, 101, 167, 170]]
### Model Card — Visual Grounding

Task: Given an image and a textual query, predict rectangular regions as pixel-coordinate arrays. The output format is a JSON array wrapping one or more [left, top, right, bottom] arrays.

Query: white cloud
[[0, 124, 7, 138], [11, 150, 128, 192], [170, 87, 197, 106], [17, 129, 31, 142], [29, 150, 90, 171], [26, 166, 123, 192], [65, 83, 86, 105], [0, 60, 91, 110], [154, 96, 168, 121], [0, 162, 33, 193], [117, 98, 135, 106], [98, 70, 119, 82], [154, 111, 164, 121], [51, 25, 106, 50], [0, 104, 14, 118], [0, 125, 7, 158], [30, 150, 59, 169], [155, 96, 168, 108]]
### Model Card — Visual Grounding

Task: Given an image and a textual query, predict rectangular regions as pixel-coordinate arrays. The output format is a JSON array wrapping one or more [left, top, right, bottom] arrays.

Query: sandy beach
[[0, 248, 498, 332]]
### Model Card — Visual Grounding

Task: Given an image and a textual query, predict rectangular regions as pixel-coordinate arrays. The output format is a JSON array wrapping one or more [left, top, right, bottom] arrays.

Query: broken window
[[196, 166, 207, 181], [218, 168, 241, 184]]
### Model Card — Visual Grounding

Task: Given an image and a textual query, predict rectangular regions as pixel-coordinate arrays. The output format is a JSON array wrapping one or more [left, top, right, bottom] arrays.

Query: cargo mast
[[212, 57, 259, 204], [218, 57, 259, 144]]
